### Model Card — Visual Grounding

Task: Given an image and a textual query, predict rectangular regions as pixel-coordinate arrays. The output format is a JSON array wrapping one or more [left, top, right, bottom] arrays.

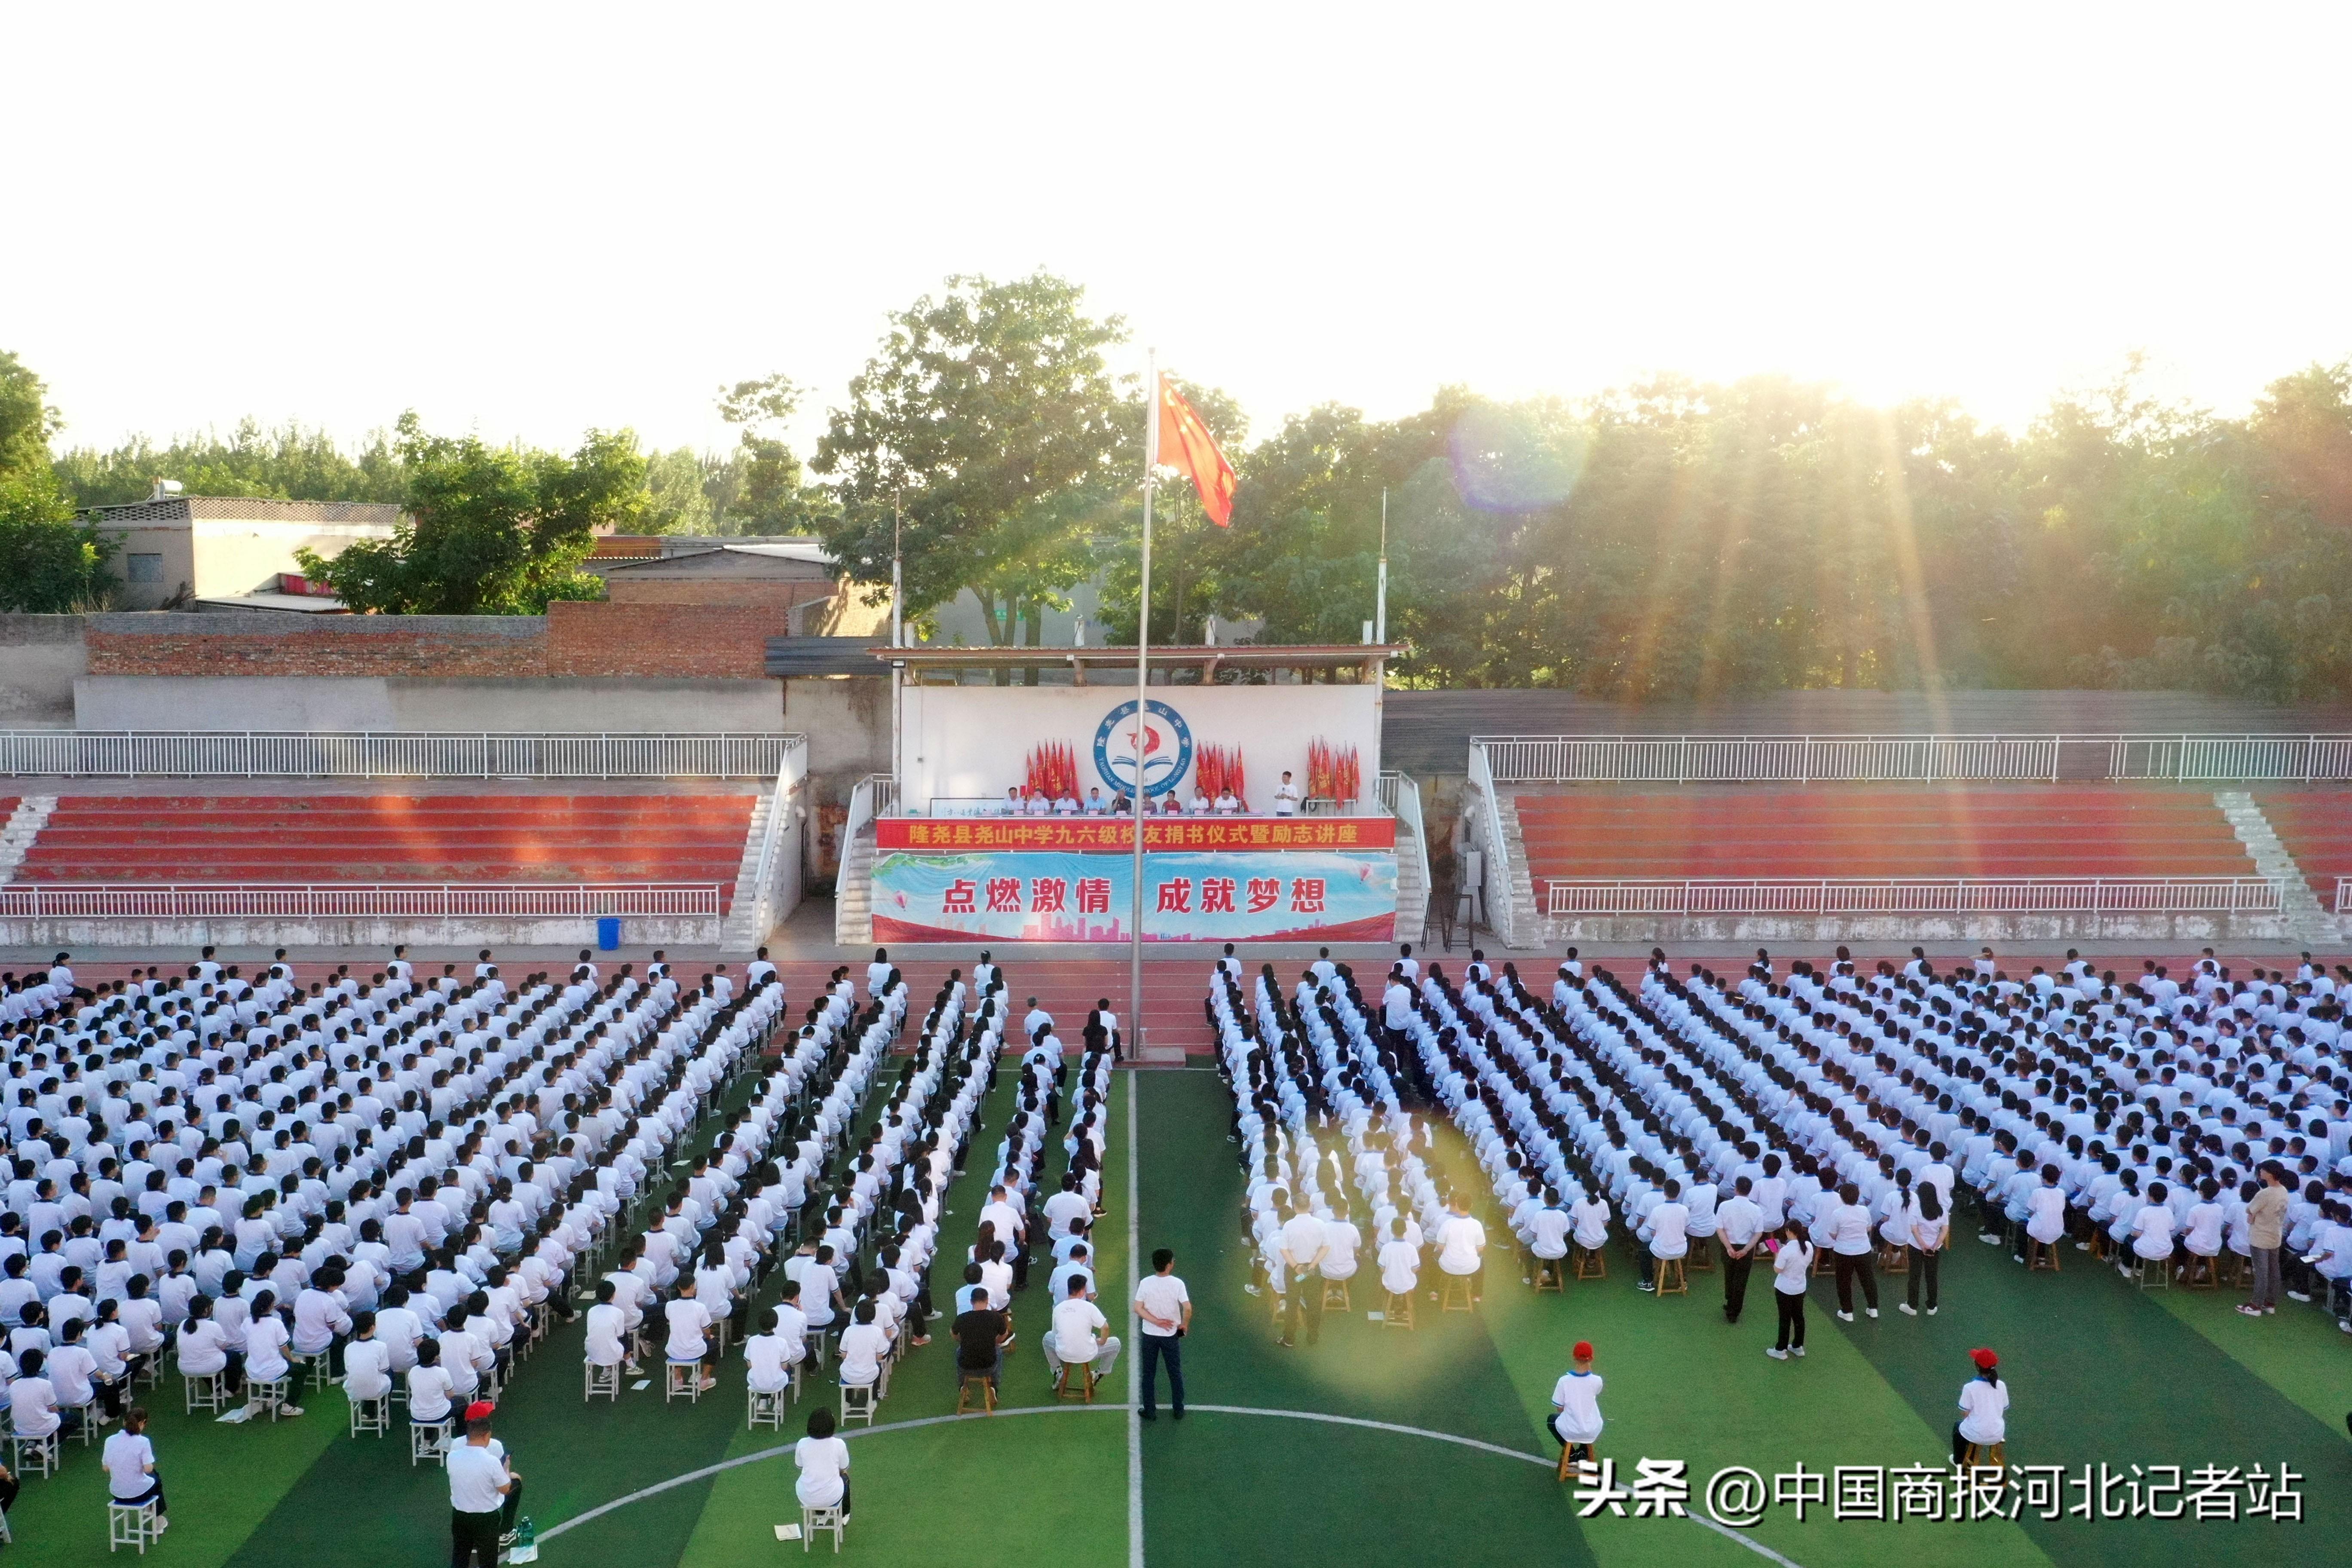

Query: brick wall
[[85, 613, 548, 677], [604, 579, 833, 609], [81, 603, 818, 680], [547, 601, 795, 679]]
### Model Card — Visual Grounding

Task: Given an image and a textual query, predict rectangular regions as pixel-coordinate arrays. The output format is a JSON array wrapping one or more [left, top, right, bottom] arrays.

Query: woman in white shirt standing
[[1902, 1185, 1948, 1317], [1765, 1224, 1813, 1360], [794, 1406, 851, 1520], [102, 1406, 166, 1534]]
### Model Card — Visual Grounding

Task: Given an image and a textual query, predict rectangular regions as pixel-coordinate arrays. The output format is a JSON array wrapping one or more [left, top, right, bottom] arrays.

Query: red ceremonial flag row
[[1025, 741, 1080, 801]]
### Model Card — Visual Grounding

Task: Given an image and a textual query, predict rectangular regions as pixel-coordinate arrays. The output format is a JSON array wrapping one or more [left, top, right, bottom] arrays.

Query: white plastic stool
[[665, 1360, 704, 1403], [109, 1499, 159, 1554], [184, 1369, 224, 1415], [247, 1377, 292, 1421], [350, 1392, 390, 1437], [584, 1360, 621, 1402], [748, 1386, 785, 1430], [9, 1429, 58, 1478], [839, 1379, 876, 1427], [410, 1418, 453, 1466], [800, 1501, 845, 1553]]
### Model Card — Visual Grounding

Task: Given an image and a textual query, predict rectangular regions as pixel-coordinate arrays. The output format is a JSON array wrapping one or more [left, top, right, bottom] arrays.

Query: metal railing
[[1541, 877, 2283, 918], [1473, 733, 2352, 785], [1466, 742, 1517, 948], [0, 732, 802, 780], [0, 884, 723, 919]]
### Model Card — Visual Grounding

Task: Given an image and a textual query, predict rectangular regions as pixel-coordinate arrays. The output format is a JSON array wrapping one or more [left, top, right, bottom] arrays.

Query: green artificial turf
[[7, 1053, 2346, 1568]]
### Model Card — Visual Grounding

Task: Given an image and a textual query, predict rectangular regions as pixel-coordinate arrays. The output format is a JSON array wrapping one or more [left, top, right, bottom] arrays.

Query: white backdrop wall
[[897, 683, 1381, 808]]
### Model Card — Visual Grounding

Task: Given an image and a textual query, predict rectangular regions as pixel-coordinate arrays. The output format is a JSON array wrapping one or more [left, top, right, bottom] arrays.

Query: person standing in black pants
[[1133, 1249, 1192, 1419], [1765, 1225, 1813, 1360], [1717, 1177, 1763, 1325], [1903, 1185, 1948, 1317]]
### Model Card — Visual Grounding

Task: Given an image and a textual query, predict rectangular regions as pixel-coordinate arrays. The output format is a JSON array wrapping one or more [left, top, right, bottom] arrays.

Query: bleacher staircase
[[2215, 790, 2342, 945]]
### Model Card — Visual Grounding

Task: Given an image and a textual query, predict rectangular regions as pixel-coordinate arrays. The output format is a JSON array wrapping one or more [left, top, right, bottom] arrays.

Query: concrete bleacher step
[[0, 796, 56, 883], [717, 793, 774, 952], [2214, 790, 2340, 944], [833, 834, 876, 946]]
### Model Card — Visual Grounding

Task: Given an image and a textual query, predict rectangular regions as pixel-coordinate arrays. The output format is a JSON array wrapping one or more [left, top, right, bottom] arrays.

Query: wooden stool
[[409, 1418, 452, 1466], [2023, 1238, 2061, 1273], [1531, 1255, 1566, 1293], [1877, 1244, 1908, 1275], [2181, 1253, 2217, 1289], [666, 1360, 705, 1403], [800, 1501, 845, 1553], [1439, 1274, 1476, 1313], [1571, 1243, 1607, 1281], [109, 1499, 159, 1554], [182, 1373, 223, 1420], [1555, 1438, 1599, 1482], [1381, 1290, 1416, 1329], [1812, 1246, 1836, 1276], [955, 1371, 996, 1415], [2132, 1254, 2170, 1290], [349, 1392, 390, 1438], [1654, 1257, 1687, 1297], [1053, 1361, 1101, 1403], [1686, 1241, 1715, 1274], [839, 1379, 878, 1427], [1960, 1440, 2007, 1467], [748, 1387, 786, 1430], [2219, 1252, 2249, 1289], [584, 1360, 622, 1402], [1321, 1276, 1353, 1311]]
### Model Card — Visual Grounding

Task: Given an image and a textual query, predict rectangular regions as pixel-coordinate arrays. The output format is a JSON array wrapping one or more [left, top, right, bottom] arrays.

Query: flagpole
[[1129, 352, 1156, 1061]]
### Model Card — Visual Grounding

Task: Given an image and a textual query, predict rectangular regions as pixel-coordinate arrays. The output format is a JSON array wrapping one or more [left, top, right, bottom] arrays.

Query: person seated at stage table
[[1025, 790, 1053, 817], [1084, 788, 1111, 814], [1001, 787, 1025, 816], [1054, 791, 1080, 815], [1213, 787, 1241, 814], [1110, 790, 1133, 814], [1158, 793, 1184, 815], [1188, 787, 1212, 814]]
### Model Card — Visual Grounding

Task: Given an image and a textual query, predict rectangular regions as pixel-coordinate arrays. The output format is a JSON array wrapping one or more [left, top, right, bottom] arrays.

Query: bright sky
[[9, 4, 2349, 462]]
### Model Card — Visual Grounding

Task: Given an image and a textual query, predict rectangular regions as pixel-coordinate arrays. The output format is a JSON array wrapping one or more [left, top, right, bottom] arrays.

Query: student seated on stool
[[103, 1406, 167, 1537], [1549, 1341, 1604, 1475], [1953, 1348, 2009, 1465], [1043, 1273, 1121, 1389], [796, 1406, 851, 1524]]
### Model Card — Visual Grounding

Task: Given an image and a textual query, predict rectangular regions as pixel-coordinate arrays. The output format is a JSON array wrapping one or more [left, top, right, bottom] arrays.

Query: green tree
[[0, 352, 115, 611], [0, 349, 61, 481], [53, 418, 407, 508], [715, 374, 831, 535], [812, 272, 1131, 657], [299, 413, 644, 614]]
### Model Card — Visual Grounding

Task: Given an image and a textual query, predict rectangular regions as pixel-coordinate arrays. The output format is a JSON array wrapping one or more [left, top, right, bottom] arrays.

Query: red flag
[[1157, 377, 1237, 527]]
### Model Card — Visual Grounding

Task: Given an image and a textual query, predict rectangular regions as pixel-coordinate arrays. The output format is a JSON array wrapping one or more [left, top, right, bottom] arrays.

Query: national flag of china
[[1157, 377, 1237, 527]]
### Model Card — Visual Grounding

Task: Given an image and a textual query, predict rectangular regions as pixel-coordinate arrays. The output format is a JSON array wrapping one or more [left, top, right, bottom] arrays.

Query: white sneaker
[[1897, 1303, 1917, 1316], [1926, 1306, 1937, 1316], [1792, 1345, 1805, 1357], [1765, 1347, 1789, 1360], [1865, 1308, 1879, 1319], [2289, 1291, 2312, 1302], [1835, 1310, 1854, 1323]]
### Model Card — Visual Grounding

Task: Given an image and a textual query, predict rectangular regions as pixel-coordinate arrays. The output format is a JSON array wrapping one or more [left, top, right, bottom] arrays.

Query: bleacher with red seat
[[1514, 787, 2256, 891], [2253, 791, 2352, 909], [12, 793, 757, 909]]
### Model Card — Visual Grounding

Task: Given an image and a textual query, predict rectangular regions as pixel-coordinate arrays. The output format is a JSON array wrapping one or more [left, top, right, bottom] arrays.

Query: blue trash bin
[[596, 916, 621, 952]]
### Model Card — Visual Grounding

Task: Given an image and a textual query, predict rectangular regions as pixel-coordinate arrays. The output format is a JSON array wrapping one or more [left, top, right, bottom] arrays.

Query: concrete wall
[[1538, 912, 2292, 944], [0, 616, 87, 726], [74, 676, 797, 732]]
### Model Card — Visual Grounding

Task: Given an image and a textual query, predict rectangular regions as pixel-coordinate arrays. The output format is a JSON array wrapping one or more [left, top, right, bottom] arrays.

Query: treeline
[[6, 276, 2350, 701]]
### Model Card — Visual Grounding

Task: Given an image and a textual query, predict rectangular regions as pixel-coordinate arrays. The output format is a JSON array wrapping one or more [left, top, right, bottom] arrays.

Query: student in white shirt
[[794, 1406, 851, 1516], [103, 1406, 166, 1529], [1827, 1183, 1880, 1321], [744, 1308, 794, 1396], [1045, 1276, 1121, 1384], [447, 1406, 518, 1567], [1637, 1180, 1690, 1293], [1133, 1249, 1191, 1421], [1717, 1176, 1764, 1325], [1902, 1185, 1948, 1317], [1953, 1348, 2010, 1464], [1765, 1224, 1813, 1360], [1271, 772, 1301, 816], [665, 1280, 718, 1393], [836, 1300, 887, 1390], [584, 1280, 634, 1377], [1434, 1195, 1487, 1305], [343, 1312, 394, 1404], [1548, 1340, 1604, 1470], [407, 1338, 456, 1429]]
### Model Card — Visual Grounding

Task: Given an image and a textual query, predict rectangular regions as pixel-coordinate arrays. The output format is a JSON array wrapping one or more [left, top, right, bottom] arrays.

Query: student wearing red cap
[[447, 1401, 519, 1567], [1547, 1341, 1603, 1470], [1953, 1349, 2009, 1465]]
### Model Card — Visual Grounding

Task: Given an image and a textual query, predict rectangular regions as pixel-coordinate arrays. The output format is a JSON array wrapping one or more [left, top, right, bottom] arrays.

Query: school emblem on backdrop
[[1094, 699, 1192, 797]]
